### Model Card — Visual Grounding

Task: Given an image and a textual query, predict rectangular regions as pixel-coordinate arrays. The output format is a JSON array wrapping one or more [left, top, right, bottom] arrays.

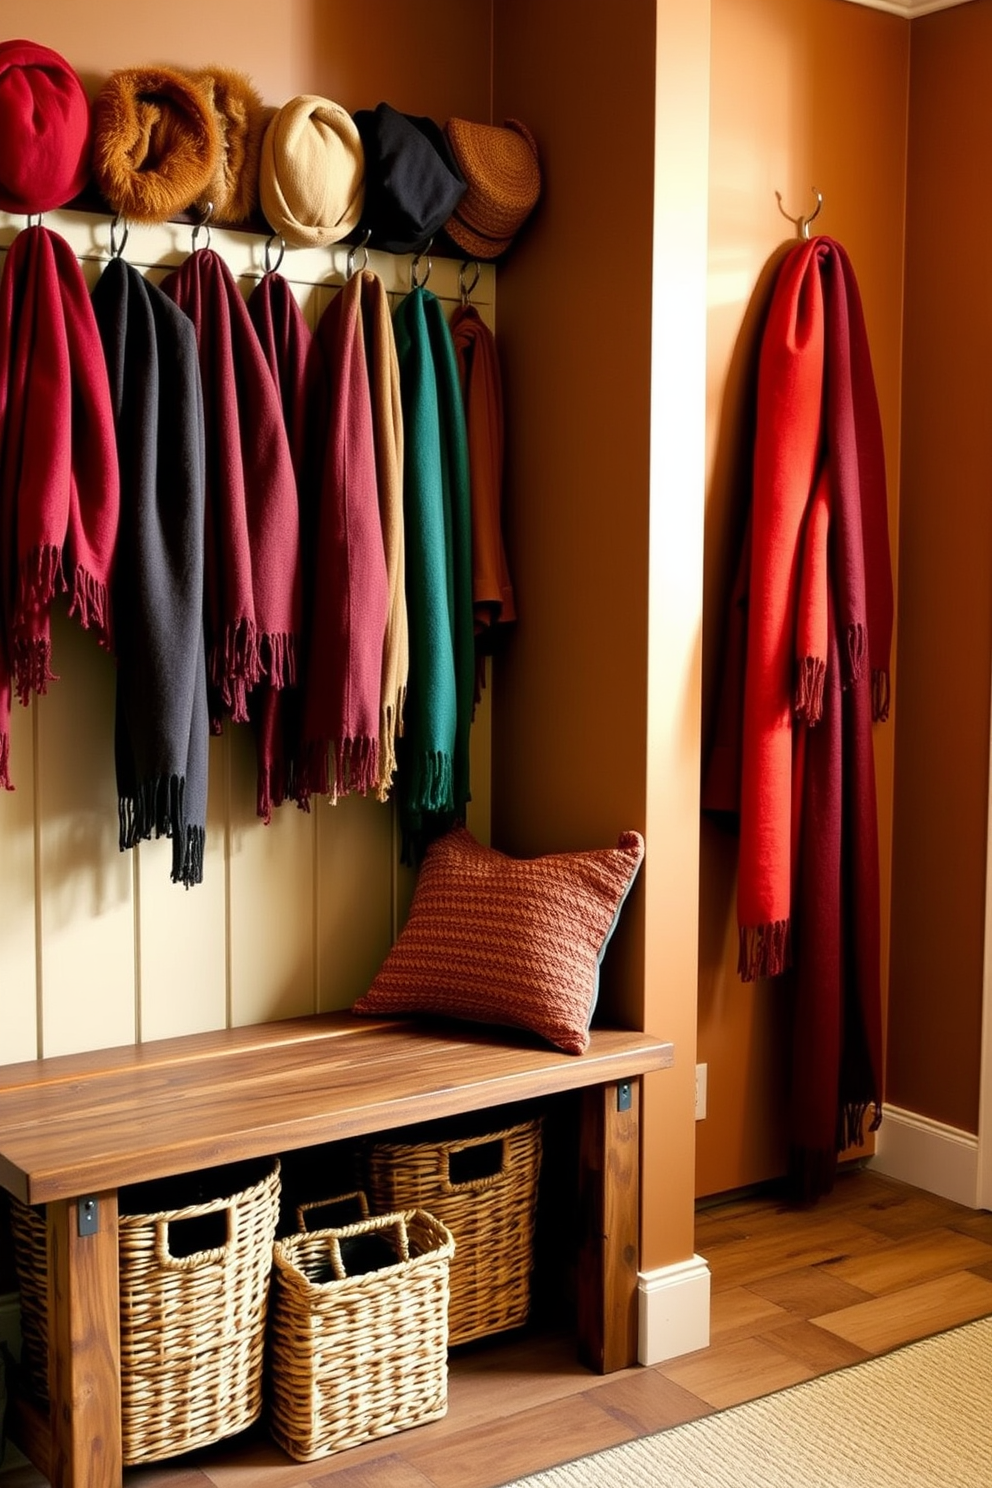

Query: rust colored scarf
[[449, 302, 515, 701], [0, 225, 119, 789]]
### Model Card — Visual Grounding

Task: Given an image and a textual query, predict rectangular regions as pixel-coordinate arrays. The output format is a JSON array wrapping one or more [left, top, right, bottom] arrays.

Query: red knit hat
[[0, 39, 92, 213]]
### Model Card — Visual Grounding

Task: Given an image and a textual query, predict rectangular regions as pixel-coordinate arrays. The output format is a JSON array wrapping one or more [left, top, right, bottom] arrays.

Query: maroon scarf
[[0, 225, 119, 788], [246, 269, 312, 821], [162, 248, 300, 736], [703, 235, 891, 1201], [299, 271, 389, 800]]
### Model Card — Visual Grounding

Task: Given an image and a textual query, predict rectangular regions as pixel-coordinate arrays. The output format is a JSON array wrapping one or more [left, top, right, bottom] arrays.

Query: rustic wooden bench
[[0, 1011, 673, 1488]]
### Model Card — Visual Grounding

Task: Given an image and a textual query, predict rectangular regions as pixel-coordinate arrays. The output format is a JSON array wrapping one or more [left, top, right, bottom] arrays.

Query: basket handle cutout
[[443, 1135, 510, 1193], [154, 1204, 233, 1269], [297, 1191, 369, 1233], [324, 1211, 411, 1281]]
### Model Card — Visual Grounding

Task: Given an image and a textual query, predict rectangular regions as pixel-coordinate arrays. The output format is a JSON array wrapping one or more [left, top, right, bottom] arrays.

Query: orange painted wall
[[887, 3, 992, 1134], [696, 0, 910, 1197], [2, 0, 492, 121]]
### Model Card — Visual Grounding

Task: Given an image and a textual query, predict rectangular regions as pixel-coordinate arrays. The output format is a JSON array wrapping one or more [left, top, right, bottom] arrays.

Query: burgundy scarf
[[299, 270, 390, 801], [246, 269, 312, 821], [706, 234, 891, 1199], [0, 225, 119, 788], [162, 248, 300, 737]]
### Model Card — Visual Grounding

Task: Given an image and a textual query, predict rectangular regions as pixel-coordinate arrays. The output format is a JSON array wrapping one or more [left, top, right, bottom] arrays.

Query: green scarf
[[393, 285, 474, 854]]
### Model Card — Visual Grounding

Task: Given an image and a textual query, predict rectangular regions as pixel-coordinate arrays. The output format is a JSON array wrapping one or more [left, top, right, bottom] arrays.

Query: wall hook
[[346, 228, 371, 280], [775, 187, 823, 240], [410, 237, 434, 289]]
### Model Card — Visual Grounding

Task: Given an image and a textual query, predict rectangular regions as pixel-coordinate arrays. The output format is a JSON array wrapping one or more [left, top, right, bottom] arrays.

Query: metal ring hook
[[346, 228, 371, 280], [110, 213, 129, 260], [264, 232, 286, 275], [191, 202, 213, 253], [775, 187, 823, 241], [459, 259, 481, 305], [410, 237, 434, 289], [25, 212, 44, 229]]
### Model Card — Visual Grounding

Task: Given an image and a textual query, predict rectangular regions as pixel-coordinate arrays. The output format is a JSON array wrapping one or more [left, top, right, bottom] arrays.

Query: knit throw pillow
[[352, 827, 645, 1054]]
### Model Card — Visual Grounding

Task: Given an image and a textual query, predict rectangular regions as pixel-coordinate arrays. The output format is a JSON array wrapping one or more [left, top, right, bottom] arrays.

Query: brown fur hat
[[92, 64, 219, 223], [190, 66, 273, 226]]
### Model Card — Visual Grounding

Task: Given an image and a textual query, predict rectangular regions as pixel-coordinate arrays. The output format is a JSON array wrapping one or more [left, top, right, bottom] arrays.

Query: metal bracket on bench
[[617, 1081, 632, 1112], [77, 1196, 98, 1236]]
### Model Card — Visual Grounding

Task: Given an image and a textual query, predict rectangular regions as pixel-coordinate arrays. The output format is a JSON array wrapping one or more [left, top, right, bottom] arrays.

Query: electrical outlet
[[695, 1062, 707, 1121]]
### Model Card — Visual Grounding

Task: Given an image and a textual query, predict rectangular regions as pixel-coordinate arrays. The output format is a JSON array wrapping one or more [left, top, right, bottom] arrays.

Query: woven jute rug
[[505, 1314, 992, 1487]]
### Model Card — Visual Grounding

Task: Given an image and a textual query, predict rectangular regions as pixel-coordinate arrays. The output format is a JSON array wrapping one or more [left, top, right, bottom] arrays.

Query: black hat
[[352, 102, 466, 254]]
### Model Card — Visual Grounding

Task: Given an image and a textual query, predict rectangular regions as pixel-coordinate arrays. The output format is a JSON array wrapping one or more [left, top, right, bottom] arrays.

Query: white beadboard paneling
[[316, 794, 397, 1010], [227, 719, 318, 1026], [0, 207, 496, 1059], [0, 702, 39, 1062], [35, 613, 136, 1056], [134, 732, 230, 1042]]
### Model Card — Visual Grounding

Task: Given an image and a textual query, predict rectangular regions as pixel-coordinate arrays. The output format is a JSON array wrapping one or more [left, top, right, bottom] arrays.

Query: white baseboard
[[638, 1253, 711, 1365], [869, 1103, 980, 1208]]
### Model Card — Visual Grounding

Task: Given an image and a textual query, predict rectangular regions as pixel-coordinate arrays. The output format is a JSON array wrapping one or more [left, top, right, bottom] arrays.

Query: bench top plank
[[0, 1014, 673, 1205]]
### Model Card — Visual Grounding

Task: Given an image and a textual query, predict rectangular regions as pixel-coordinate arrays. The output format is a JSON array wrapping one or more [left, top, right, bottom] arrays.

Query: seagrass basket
[[9, 1157, 281, 1465], [366, 1116, 542, 1345], [6, 1196, 48, 1404], [267, 1207, 454, 1461], [117, 1156, 281, 1464]]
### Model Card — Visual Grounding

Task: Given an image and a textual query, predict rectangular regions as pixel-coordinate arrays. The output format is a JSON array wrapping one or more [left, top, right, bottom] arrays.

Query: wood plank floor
[[6, 1164, 992, 1488]]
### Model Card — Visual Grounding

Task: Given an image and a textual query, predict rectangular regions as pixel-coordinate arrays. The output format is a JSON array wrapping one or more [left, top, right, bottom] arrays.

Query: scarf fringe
[[837, 1097, 883, 1153], [0, 729, 10, 791], [68, 565, 113, 650], [176, 824, 205, 889], [213, 616, 260, 723], [794, 656, 826, 725], [409, 750, 454, 816], [872, 666, 891, 723], [738, 918, 791, 982], [260, 630, 297, 690], [844, 621, 867, 688], [13, 545, 63, 701], [376, 691, 405, 803], [119, 777, 205, 888], [334, 736, 380, 800]]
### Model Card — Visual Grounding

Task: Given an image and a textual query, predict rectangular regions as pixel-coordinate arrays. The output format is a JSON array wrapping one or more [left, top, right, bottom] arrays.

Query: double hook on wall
[[775, 187, 823, 240]]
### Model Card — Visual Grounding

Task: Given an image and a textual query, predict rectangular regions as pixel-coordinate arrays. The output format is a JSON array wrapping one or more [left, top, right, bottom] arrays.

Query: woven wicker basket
[[118, 1157, 281, 1464], [8, 1158, 281, 1465], [267, 1207, 454, 1461], [6, 1197, 48, 1404], [366, 1116, 542, 1345]]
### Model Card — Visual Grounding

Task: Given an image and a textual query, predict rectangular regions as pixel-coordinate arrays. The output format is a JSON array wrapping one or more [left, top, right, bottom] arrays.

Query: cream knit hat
[[259, 95, 365, 248]]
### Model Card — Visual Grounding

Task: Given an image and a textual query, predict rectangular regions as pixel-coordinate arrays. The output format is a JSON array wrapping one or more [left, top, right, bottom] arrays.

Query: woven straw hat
[[259, 95, 365, 249], [0, 38, 92, 214], [443, 117, 540, 260]]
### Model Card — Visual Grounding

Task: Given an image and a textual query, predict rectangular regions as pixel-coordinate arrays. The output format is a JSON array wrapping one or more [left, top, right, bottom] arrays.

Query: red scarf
[[715, 234, 891, 1198], [0, 225, 119, 788], [162, 248, 300, 732]]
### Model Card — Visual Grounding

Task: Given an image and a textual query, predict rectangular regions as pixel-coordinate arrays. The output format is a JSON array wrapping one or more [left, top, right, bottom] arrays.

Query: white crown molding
[[840, 0, 975, 14]]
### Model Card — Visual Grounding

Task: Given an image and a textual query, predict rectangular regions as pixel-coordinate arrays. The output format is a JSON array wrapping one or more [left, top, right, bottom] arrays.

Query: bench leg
[[47, 1192, 123, 1488], [576, 1078, 640, 1373]]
